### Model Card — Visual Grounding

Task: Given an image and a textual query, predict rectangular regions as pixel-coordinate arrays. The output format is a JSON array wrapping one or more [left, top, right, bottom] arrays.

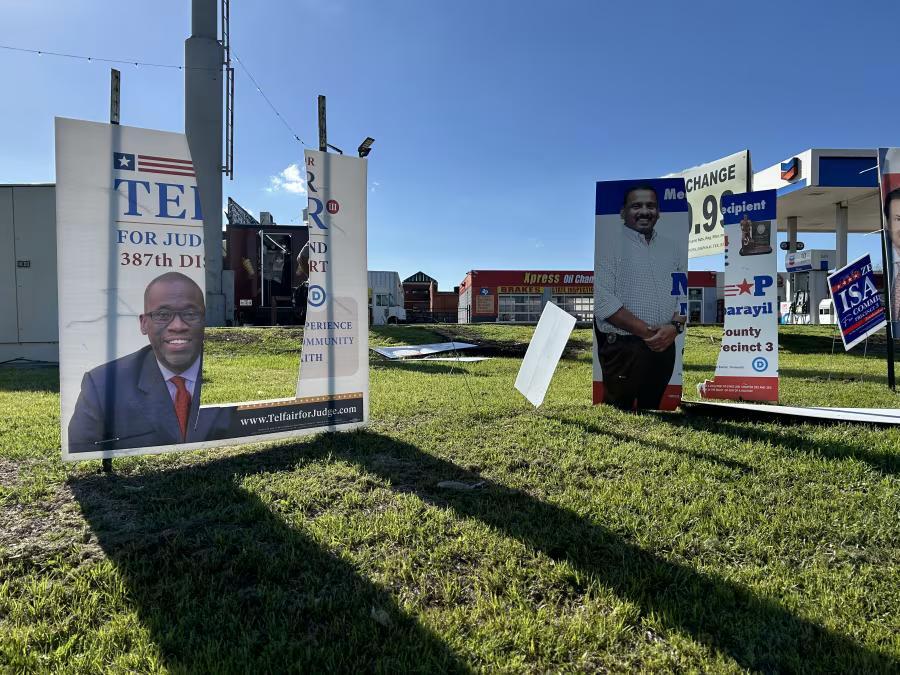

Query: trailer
[[225, 198, 309, 325], [368, 271, 407, 325], [0, 184, 59, 362]]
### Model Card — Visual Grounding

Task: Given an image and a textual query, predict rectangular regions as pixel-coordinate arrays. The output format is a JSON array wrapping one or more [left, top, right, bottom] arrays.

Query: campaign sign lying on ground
[[828, 254, 886, 350], [699, 190, 778, 402], [671, 150, 751, 258], [372, 342, 478, 359], [56, 120, 367, 462], [593, 178, 688, 411]]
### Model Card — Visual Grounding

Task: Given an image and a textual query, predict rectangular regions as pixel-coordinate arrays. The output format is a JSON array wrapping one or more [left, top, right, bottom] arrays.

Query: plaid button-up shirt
[[595, 227, 685, 336]]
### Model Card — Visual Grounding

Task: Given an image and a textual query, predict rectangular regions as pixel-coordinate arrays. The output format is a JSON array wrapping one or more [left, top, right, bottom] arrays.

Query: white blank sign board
[[515, 302, 576, 407], [372, 342, 477, 359]]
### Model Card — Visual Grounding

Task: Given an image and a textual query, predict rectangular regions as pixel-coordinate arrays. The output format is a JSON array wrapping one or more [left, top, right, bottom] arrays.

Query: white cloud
[[267, 163, 306, 195]]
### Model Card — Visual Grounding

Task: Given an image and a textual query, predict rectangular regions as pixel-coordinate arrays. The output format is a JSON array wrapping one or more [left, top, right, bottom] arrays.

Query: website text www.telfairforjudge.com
[[239, 404, 360, 428]]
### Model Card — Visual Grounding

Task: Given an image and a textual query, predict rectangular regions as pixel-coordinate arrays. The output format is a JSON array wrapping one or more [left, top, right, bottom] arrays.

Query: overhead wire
[[0, 43, 208, 70], [0, 43, 308, 147], [232, 51, 307, 146]]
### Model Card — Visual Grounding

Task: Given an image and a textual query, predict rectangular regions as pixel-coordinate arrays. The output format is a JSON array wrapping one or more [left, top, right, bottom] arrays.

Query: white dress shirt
[[156, 356, 201, 404]]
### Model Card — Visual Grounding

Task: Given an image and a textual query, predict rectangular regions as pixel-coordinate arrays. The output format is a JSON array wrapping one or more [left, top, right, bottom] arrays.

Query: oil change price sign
[[672, 150, 751, 258]]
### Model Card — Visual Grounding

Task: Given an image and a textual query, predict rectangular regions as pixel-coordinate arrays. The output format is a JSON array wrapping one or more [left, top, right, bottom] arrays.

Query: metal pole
[[863, 334, 869, 383], [103, 67, 121, 475], [186, 0, 225, 326], [259, 230, 265, 308], [828, 324, 838, 381], [110, 69, 120, 125], [318, 95, 327, 152]]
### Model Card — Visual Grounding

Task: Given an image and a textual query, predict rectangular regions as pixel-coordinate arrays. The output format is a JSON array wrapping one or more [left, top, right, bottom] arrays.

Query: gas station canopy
[[754, 148, 881, 233]]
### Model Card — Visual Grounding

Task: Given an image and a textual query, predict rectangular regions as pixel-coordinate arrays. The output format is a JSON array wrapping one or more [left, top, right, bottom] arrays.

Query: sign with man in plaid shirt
[[593, 179, 689, 410]]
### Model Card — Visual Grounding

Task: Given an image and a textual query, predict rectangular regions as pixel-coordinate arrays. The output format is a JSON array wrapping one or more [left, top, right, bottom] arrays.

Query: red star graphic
[[737, 278, 753, 294]]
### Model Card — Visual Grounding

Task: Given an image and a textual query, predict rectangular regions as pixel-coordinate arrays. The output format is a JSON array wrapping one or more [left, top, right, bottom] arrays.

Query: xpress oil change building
[[457, 269, 721, 324], [458, 270, 596, 323]]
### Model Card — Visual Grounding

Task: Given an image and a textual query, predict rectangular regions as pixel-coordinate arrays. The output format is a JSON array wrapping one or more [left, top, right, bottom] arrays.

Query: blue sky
[[2, 0, 898, 288]]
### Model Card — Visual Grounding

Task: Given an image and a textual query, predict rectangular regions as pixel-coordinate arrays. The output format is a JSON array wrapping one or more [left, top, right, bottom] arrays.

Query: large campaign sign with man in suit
[[57, 119, 368, 462]]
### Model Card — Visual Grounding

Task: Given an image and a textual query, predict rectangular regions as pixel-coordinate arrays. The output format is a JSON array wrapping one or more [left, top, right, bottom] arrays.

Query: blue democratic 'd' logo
[[752, 357, 768, 372], [308, 285, 327, 307]]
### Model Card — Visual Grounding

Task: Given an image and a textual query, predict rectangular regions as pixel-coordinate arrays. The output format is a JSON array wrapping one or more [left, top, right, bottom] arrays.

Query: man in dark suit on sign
[[68, 272, 229, 453]]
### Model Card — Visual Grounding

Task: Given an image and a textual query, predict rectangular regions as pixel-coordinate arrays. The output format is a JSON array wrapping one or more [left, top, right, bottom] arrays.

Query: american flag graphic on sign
[[137, 154, 195, 177], [723, 278, 753, 297], [113, 151, 195, 177]]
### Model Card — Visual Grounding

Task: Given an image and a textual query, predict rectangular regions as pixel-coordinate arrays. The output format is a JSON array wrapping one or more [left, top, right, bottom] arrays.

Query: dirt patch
[[206, 327, 304, 346], [0, 462, 105, 567], [0, 457, 23, 489]]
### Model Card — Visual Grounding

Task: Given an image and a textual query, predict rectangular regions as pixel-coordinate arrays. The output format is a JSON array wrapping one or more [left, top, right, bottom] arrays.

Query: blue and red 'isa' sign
[[828, 254, 886, 350]]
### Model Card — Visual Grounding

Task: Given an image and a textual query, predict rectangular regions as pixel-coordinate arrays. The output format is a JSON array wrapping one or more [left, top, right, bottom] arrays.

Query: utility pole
[[185, 0, 225, 326], [110, 69, 120, 126], [318, 95, 327, 152]]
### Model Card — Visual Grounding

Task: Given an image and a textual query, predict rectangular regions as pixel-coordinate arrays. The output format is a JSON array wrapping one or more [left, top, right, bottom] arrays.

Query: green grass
[[1, 325, 899, 672]]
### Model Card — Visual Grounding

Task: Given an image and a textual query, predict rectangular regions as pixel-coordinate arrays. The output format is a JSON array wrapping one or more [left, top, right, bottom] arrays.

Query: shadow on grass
[[556, 416, 753, 475], [71, 430, 897, 672], [778, 331, 893, 356], [0, 368, 60, 393], [772, 367, 891, 383], [664, 410, 900, 475], [69, 448, 468, 673], [333, 432, 896, 672], [313, 431, 894, 672]]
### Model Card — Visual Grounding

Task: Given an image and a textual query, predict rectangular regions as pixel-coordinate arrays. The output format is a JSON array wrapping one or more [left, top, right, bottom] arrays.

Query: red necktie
[[171, 376, 191, 440]]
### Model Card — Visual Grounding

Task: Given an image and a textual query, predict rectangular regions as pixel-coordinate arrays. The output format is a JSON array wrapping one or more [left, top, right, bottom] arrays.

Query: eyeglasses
[[145, 309, 205, 325]]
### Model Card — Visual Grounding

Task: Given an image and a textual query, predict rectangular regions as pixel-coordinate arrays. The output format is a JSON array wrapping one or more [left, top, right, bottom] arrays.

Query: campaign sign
[[57, 119, 368, 462], [700, 190, 778, 402], [294, 150, 369, 410], [57, 118, 217, 461], [828, 254, 886, 350], [877, 148, 900, 328], [671, 150, 751, 258], [206, 149, 370, 439], [593, 178, 689, 411]]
